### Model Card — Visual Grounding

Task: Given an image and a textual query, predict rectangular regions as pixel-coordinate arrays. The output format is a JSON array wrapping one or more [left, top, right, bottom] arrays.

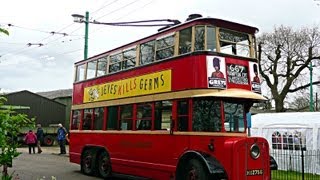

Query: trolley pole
[[309, 62, 314, 112], [84, 11, 89, 60]]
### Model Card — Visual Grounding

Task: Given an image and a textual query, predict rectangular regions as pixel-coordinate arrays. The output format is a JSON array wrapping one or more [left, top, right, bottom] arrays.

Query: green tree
[[0, 28, 9, 36], [0, 97, 34, 179], [258, 25, 320, 112]]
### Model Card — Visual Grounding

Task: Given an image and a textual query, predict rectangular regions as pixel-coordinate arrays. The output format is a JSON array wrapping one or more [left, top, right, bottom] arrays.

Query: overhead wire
[[89, 0, 155, 35], [0, 0, 156, 61]]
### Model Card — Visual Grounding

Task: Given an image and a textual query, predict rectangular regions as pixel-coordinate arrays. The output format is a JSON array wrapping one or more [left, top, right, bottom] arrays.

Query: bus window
[[109, 53, 122, 73], [94, 107, 104, 130], [219, 29, 250, 57], [136, 103, 152, 130], [71, 110, 81, 130], [177, 100, 189, 131], [223, 102, 245, 132], [179, 27, 192, 55], [207, 26, 217, 51], [195, 26, 205, 51], [75, 64, 85, 82], [156, 35, 175, 60], [120, 105, 133, 130], [192, 99, 221, 132], [83, 109, 93, 130], [140, 40, 155, 65], [155, 101, 172, 130], [122, 48, 136, 70], [107, 106, 118, 130], [86, 60, 97, 79], [97, 57, 108, 77]]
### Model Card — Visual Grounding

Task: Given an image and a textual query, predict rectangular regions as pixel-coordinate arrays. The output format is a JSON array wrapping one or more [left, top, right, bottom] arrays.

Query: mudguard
[[270, 155, 278, 170], [177, 151, 228, 179]]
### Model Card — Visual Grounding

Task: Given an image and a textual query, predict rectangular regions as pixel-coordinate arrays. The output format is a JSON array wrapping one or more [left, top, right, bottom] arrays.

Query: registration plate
[[246, 169, 263, 176]]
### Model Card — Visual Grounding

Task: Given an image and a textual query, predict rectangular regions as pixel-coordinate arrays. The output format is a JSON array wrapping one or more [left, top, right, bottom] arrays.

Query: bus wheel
[[81, 149, 95, 175], [184, 159, 209, 180], [43, 135, 54, 146], [98, 151, 111, 178]]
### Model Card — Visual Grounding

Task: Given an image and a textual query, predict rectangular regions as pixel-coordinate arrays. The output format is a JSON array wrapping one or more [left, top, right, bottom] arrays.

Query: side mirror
[[170, 116, 175, 135]]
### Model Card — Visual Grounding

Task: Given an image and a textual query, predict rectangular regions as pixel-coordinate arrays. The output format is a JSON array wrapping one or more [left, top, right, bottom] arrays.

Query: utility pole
[[84, 11, 89, 60], [310, 62, 314, 112]]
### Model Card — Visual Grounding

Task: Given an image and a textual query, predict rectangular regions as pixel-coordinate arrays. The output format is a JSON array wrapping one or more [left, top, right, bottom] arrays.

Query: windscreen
[[192, 98, 246, 133]]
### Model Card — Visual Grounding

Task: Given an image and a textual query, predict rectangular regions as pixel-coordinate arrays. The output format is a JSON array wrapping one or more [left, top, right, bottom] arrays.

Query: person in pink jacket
[[25, 130, 37, 154]]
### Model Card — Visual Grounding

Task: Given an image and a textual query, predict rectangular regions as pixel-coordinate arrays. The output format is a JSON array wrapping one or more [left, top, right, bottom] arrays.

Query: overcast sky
[[0, 0, 319, 93]]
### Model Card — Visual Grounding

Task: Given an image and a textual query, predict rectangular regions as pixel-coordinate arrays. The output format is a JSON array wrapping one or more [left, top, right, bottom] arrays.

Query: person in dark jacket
[[25, 130, 37, 154], [36, 124, 44, 154], [57, 123, 68, 155]]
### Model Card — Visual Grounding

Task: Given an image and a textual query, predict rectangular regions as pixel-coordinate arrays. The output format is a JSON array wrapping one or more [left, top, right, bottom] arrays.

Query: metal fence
[[271, 149, 320, 180]]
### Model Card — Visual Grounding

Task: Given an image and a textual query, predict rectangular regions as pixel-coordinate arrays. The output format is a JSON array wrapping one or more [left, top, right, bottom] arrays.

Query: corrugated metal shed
[[3, 90, 66, 127], [37, 89, 72, 129]]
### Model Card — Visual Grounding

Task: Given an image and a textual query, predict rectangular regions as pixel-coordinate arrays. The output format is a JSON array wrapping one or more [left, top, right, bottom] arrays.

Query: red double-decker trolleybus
[[69, 14, 275, 180]]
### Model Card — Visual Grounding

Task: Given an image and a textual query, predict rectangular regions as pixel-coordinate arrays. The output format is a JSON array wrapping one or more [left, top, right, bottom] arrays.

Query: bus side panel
[[70, 132, 190, 179]]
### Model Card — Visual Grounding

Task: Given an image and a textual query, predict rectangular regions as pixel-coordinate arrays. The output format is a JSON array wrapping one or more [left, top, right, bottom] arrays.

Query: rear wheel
[[43, 135, 54, 146], [184, 159, 209, 180], [81, 149, 96, 175], [98, 151, 112, 178]]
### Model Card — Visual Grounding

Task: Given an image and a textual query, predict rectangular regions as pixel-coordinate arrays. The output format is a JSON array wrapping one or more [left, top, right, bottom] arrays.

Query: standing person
[[36, 124, 44, 154], [57, 123, 68, 155], [25, 130, 37, 154]]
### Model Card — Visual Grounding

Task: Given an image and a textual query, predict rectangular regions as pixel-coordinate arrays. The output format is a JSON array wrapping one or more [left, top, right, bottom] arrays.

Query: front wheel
[[98, 151, 112, 178], [81, 149, 96, 175], [184, 159, 209, 180]]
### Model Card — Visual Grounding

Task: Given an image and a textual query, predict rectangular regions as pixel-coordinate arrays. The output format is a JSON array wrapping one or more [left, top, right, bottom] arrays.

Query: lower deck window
[[155, 101, 172, 130], [192, 99, 221, 132], [136, 103, 152, 130], [120, 105, 133, 130], [71, 110, 81, 130], [224, 102, 245, 132]]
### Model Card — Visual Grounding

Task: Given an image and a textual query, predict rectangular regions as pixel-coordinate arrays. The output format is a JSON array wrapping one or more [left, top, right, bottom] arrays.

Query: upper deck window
[[140, 40, 155, 65], [156, 34, 175, 60], [219, 29, 250, 58], [195, 26, 205, 51], [76, 64, 86, 82], [179, 27, 192, 55], [122, 47, 136, 70], [97, 57, 108, 77], [207, 26, 217, 51], [109, 53, 122, 73], [86, 60, 97, 79]]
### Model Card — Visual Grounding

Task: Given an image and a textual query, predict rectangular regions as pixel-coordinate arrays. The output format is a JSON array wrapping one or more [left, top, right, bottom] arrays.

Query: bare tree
[[258, 25, 320, 112]]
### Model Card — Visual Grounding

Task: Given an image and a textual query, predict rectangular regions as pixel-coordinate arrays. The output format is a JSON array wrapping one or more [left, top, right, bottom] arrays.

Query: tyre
[[81, 149, 96, 175], [98, 151, 112, 178], [43, 135, 54, 146], [183, 159, 209, 180]]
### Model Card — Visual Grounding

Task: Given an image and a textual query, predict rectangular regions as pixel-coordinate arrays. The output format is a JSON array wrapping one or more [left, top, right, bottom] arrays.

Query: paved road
[[8, 145, 101, 180]]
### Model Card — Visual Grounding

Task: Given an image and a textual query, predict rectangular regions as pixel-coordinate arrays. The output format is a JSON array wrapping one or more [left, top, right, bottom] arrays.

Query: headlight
[[250, 144, 260, 159]]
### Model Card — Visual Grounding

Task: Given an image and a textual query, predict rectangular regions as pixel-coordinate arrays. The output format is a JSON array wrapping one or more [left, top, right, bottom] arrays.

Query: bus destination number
[[227, 64, 248, 85], [246, 169, 263, 176]]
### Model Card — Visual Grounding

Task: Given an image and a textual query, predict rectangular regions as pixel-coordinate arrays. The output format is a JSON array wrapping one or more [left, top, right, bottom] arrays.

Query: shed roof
[[37, 89, 72, 99]]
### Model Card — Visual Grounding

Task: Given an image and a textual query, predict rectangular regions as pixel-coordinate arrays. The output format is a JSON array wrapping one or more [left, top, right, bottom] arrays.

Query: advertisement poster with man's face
[[207, 56, 226, 89], [249, 62, 261, 93]]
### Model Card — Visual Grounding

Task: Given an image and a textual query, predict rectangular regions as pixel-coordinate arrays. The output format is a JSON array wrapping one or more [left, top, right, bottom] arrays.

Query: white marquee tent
[[250, 112, 320, 174]]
